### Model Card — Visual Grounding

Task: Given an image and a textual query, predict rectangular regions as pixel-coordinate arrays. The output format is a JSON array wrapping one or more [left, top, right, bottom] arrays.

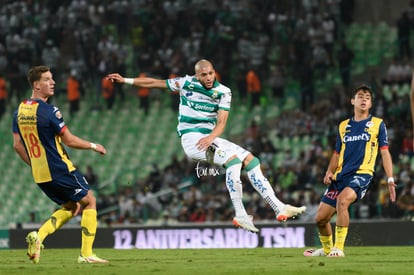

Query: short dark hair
[[351, 84, 373, 98], [27, 66, 50, 88]]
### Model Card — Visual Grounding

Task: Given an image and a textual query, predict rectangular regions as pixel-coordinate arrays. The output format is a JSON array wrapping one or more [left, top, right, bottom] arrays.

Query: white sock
[[226, 162, 248, 217], [246, 165, 285, 214]]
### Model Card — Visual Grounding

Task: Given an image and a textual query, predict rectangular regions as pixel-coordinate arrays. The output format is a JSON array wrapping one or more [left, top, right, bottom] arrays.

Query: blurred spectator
[[246, 67, 262, 109], [0, 73, 6, 119], [337, 40, 354, 90], [137, 72, 150, 115], [118, 187, 136, 224], [135, 185, 162, 220], [84, 165, 99, 190], [189, 203, 207, 223], [66, 69, 82, 116], [396, 11, 412, 61], [311, 41, 330, 80], [298, 58, 315, 112], [396, 183, 414, 220], [235, 59, 248, 101], [383, 58, 410, 85], [102, 76, 115, 110], [267, 63, 286, 99], [41, 39, 61, 83], [321, 14, 336, 64], [401, 129, 414, 157]]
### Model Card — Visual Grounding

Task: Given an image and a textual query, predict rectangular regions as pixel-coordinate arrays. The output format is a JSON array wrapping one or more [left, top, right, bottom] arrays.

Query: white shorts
[[181, 132, 250, 166]]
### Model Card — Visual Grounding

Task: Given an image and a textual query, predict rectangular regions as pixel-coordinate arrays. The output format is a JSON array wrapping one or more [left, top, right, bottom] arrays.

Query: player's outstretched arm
[[107, 73, 167, 89], [60, 127, 106, 155]]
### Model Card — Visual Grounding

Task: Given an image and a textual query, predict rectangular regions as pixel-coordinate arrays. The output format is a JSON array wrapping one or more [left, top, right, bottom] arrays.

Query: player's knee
[[62, 201, 78, 212], [79, 191, 97, 209], [315, 215, 330, 227], [224, 156, 242, 168], [336, 198, 351, 212], [244, 156, 260, 171]]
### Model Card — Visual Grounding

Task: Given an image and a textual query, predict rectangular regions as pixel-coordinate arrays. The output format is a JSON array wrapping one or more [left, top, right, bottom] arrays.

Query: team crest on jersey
[[212, 90, 218, 98], [216, 149, 226, 158], [175, 81, 180, 88], [366, 121, 374, 128], [55, 111, 62, 119]]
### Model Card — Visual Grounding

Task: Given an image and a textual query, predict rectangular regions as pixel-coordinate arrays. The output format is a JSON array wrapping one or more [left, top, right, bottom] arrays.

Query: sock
[[334, 226, 348, 251], [225, 158, 247, 217], [81, 209, 97, 257], [38, 208, 73, 242], [319, 234, 333, 254], [245, 157, 285, 214]]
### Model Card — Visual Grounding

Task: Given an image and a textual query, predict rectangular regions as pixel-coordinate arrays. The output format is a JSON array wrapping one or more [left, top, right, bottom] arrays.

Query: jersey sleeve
[[218, 87, 231, 111], [334, 122, 343, 153], [166, 75, 188, 93], [378, 120, 389, 148], [49, 106, 66, 134]]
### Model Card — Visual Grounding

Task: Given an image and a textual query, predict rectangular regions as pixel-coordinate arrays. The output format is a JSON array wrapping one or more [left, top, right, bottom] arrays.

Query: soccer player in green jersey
[[108, 59, 306, 233]]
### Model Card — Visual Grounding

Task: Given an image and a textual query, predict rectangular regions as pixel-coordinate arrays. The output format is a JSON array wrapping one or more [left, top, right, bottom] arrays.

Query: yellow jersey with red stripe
[[13, 99, 76, 183]]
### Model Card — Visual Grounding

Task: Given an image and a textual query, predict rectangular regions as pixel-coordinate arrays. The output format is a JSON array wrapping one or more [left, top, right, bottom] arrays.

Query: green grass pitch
[[0, 247, 413, 274]]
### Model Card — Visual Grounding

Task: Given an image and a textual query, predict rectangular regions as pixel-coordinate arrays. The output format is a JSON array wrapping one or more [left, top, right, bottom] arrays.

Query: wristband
[[387, 177, 394, 184], [90, 142, 97, 151], [124, 78, 134, 85]]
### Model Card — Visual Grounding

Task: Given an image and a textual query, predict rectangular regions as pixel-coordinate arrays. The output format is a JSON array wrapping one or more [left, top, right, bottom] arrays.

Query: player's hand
[[94, 144, 107, 155], [388, 180, 397, 202], [72, 202, 81, 216], [63, 201, 81, 216], [196, 136, 213, 151], [323, 172, 333, 185], [107, 73, 124, 83]]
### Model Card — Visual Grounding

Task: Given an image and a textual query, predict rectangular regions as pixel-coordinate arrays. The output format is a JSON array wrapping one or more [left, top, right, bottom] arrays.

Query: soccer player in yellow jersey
[[304, 84, 396, 257], [12, 66, 108, 264]]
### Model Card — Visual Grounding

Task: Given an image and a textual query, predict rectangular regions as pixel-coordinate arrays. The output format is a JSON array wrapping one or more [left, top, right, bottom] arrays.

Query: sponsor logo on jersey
[[190, 102, 216, 112], [18, 114, 36, 122], [343, 133, 370, 143]]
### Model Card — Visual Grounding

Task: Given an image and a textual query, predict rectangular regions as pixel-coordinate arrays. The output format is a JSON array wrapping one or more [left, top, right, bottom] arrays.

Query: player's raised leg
[[243, 155, 306, 221]]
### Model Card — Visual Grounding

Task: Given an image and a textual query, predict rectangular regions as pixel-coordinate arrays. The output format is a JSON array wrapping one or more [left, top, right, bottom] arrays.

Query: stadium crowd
[[1, 0, 414, 225]]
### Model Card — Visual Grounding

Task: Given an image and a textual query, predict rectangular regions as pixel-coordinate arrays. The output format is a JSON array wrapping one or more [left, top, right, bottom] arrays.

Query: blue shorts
[[321, 174, 373, 208], [37, 170, 90, 205]]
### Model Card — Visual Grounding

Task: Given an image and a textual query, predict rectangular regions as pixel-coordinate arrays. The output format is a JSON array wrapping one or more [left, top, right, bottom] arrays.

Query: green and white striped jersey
[[166, 75, 231, 137]]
